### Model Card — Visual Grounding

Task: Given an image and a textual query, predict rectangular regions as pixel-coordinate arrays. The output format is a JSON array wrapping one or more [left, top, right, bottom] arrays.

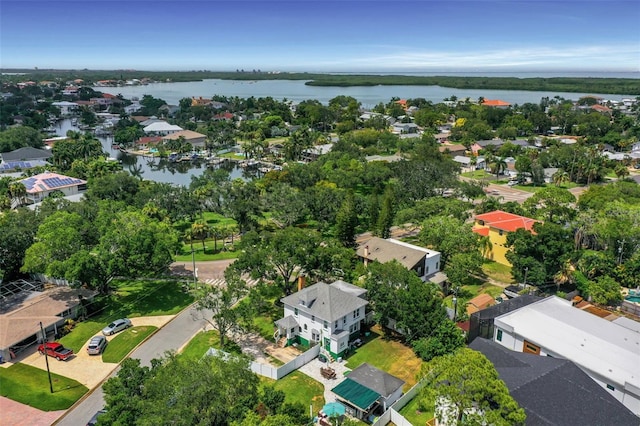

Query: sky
[[1, 1, 639, 73]]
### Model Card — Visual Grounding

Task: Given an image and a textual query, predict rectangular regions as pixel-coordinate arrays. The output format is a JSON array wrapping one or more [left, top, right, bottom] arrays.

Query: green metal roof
[[331, 378, 380, 410]]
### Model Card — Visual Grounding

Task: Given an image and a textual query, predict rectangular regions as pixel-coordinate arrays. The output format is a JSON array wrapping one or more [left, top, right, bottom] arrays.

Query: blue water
[[626, 296, 640, 303], [95, 74, 639, 108]]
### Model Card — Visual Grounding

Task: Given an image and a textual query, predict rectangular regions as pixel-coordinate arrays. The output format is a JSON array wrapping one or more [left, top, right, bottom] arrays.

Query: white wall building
[[492, 296, 640, 416], [356, 237, 441, 282], [276, 280, 368, 359]]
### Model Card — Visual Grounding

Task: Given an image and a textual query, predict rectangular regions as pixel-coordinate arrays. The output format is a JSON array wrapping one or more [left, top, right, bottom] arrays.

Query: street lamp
[[452, 296, 458, 322], [191, 248, 197, 286]]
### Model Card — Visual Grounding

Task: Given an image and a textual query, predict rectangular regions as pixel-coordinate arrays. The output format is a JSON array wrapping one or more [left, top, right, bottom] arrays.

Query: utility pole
[[39, 322, 54, 393], [192, 248, 197, 286]]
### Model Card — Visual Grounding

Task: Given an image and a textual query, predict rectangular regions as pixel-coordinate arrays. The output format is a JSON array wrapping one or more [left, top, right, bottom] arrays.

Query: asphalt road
[[54, 304, 212, 426]]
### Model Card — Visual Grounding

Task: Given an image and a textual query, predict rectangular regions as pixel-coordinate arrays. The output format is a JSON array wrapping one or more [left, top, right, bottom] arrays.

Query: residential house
[[143, 121, 183, 136], [472, 210, 541, 266], [301, 143, 333, 162], [276, 280, 368, 359], [470, 139, 507, 155], [469, 338, 639, 426], [135, 136, 163, 150], [391, 122, 419, 134], [52, 101, 79, 115], [18, 172, 87, 205], [0, 285, 95, 361], [481, 99, 511, 109], [467, 295, 543, 343], [162, 130, 207, 149], [331, 363, 405, 421], [124, 102, 142, 115], [438, 144, 466, 156], [0, 147, 52, 173], [356, 237, 441, 283], [492, 296, 640, 415]]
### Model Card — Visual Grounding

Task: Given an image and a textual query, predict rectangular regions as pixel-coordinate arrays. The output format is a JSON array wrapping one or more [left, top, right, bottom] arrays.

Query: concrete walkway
[[298, 358, 352, 404]]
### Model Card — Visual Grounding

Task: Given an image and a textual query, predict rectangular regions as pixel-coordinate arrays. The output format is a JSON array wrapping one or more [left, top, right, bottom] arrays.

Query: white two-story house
[[276, 280, 368, 360], [492, 296, 640, 416], [356, 237, 442, 282]]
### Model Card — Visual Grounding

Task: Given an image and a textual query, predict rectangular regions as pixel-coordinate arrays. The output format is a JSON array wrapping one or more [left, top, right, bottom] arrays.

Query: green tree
[[376, 185, 395, 238], [192, 268, 250, 348], [0, 209, 40, 280], [0, 126, 44, 152], [419, 348, 526, 426], [523, 186, 576, 223], [363, 261, 446, 341], [412, 320, 466, 361], [334, 191, 358, 247], [588, 275, 623, 305], [191, 219, 211, 251]]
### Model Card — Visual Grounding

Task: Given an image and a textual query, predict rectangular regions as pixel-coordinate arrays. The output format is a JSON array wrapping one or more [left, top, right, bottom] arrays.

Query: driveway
[[16, 315, 174, 390]]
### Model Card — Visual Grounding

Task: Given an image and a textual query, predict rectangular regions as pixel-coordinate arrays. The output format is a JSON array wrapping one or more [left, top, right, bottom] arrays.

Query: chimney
[[364, 245, 369, 258], [297, 276, 306, 292]]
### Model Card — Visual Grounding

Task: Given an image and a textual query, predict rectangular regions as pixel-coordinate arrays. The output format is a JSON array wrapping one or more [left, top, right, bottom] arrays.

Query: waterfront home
[[143, 121, 183, 135], [18, 172, 87, 205], [162, 130, 207, 149]]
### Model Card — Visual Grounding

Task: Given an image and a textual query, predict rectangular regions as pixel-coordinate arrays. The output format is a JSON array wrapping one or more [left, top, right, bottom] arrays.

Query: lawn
[[175, 241, 240, 262], [0, 363, 89, 411], [179, 330, 242, 359], [59, 280, 193, 353], [102, 326, 157, 363], [261, 371, 325, 414], [398, 394, 434, 426], [461, 170, 492, 179], [482, 261, 514, 285], [345, 326, 422, 390]]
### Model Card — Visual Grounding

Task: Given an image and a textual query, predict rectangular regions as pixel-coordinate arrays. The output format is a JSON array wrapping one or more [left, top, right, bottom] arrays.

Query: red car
[[37, 342, 74, 361]]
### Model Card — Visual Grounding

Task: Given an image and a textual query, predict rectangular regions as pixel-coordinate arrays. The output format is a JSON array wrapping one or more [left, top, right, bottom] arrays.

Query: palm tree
[[191, 220, 210, 252], [8, 182, 27, 208], [489, 157, 508, 180], [552, 169, 570, 187], [553, 260, 576, 292], [614, 164, 630, 180]]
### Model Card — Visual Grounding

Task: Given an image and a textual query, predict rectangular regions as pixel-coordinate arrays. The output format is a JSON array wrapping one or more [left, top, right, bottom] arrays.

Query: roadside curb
[[52, 303, 196, 425]]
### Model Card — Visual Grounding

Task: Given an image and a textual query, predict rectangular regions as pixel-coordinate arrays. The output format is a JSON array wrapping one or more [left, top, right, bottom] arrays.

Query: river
[[96, 74, 639, 108], [53, 119, 253, 186]]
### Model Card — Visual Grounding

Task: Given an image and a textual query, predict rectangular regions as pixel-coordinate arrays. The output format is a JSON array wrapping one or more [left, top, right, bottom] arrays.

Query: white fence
[[207, 344, 320, 381], [372, 377, 429, 426]]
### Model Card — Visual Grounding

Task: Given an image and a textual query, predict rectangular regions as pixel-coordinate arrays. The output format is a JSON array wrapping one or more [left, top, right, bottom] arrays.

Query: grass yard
[[175, 241, 240, 262], [179, 330, 242, 359], [253, 314, 277, 341], [398, 394, 434, 426], [345, 326, 422, 390], [0, 363, 88, 411], [59, 280, 193, 353], [482, 261, 514, 285], [261, 371, 325, 414], [461, 170, 492, 179], [102, 326, 157, 363]]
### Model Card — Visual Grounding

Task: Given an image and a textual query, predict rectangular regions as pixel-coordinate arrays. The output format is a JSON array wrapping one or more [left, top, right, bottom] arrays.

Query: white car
[[102, 318, 132, 336]]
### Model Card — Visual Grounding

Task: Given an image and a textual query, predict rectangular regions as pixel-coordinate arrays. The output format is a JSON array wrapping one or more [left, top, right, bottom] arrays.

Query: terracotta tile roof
[[135, 136, 162, 145], [482, 99, 511, 107], [474, 210, 540, 233], [472, 227, 490, 237]]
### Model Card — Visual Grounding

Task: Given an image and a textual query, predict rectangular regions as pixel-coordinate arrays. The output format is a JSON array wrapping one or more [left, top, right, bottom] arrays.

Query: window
[[343, 316, 347, 325], [290, 327, 295, 333], [294, 308, 298, 316], [323, 321, 328, 329], [311, 315, 315, 323], [353, 308, 360, 319], [606, 384, 615, 391], [416, 267, 422, 275], [334, 321, 338, 329], [499, 230, 504, 236], [304, 324, 307, 331], [436, 262, 440, 270], [496, 329, 503, 342], [425, 266, 429, 274]]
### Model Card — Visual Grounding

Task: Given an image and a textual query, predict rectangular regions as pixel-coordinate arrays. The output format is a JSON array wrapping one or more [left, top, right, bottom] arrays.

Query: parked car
[[86, 335, 108, 355], [37, 342, 74, 361], [102, 318, 132, 336], [87, 409, 107, 426]]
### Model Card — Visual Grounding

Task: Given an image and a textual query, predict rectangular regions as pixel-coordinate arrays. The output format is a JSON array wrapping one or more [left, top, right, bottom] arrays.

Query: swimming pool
[[625, 295, 640, 303]]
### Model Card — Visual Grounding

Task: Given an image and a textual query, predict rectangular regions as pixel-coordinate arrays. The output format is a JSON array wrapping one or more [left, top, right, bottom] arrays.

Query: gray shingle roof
[[469, 338, 639, 426], [347, 362, 405, 399], [280, 281, 368, 323], [1, 147, 52, 161]]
